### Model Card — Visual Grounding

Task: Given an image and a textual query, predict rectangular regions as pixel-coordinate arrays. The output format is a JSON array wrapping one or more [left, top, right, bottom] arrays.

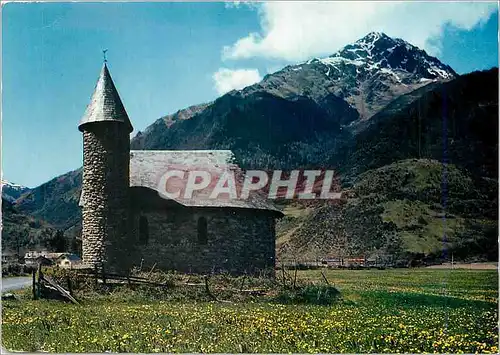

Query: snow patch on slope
[[1, 180, 30, 202], [295, 32, 455, 82]]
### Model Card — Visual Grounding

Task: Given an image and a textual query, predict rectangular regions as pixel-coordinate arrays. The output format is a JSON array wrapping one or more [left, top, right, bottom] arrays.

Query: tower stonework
[[79, 63, 134, 272]]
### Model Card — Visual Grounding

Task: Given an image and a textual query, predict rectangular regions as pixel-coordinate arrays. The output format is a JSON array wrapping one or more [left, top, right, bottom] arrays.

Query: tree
[[46, 230, 67, 252], [70, 237, 82, 256]]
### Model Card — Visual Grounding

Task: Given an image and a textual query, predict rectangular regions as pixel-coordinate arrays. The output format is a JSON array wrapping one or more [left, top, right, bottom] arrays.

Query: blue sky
[[2, 2, 498, 188]]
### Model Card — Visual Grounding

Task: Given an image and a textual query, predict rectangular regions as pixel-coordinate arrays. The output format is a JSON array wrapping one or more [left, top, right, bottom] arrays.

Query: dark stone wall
[[129, 189, 276, 275], [81, 122, 132, 271]]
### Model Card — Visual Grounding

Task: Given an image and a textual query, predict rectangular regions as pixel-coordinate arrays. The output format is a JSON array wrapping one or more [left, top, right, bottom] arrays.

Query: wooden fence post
[[204, 275, 209, 295], [147, 263, 157, 279], [320, 270, 330, 286], [204, 275, 217, 301], [32, 269, 37, 300], [239, 276, 246, 292], [66, 276, 73, 296], [37, 263, 42, 299]]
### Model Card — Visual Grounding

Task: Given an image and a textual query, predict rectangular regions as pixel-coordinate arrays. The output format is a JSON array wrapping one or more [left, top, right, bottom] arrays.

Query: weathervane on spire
[[103, 49, 108, 63]]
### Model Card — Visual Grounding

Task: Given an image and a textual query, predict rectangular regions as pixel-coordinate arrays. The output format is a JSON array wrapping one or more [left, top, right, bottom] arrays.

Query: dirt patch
[[426, 262, 498, 270]]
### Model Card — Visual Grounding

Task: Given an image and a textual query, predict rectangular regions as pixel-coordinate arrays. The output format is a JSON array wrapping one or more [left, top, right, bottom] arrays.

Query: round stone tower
[[78, 62, 134, 272]]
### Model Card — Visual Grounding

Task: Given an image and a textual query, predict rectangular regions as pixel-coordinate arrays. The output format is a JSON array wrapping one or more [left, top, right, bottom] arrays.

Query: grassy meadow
[[2, 268, 498, 353]]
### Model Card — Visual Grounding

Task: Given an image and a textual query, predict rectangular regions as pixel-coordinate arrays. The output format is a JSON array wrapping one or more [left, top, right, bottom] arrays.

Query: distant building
[[44, 252, 66, 261], [24, 251, 45, 266], [24, 251, 67, 266], [56, 254, 82, 268]]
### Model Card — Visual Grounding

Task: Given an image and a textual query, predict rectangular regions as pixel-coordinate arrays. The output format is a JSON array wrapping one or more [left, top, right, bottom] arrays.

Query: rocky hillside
[[277, 68, 498, 263], [1, 198, 71, 254], [245, 32, 456, 119], [15, 169, 82, 235], [278, 159, 498, 263], [342, 68, 498, 180], [12, 33, 497, 262]]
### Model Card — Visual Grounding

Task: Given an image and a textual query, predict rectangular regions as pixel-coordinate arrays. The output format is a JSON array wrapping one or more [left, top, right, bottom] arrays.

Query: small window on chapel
[[139, 216, 149, 245], [197, 217, 208, 245]]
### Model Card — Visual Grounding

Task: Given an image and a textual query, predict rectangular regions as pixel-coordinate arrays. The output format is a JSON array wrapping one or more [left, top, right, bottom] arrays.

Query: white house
[[56, 254, 82, 268]]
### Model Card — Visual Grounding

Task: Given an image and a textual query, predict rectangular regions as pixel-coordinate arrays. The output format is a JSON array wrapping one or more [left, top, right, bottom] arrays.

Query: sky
[[2, 1, 498, 188]]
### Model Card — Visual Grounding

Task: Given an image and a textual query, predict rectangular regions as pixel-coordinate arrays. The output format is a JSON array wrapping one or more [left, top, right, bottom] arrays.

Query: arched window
[[197, 217, 208, 245], [139, 216, 149, 245]]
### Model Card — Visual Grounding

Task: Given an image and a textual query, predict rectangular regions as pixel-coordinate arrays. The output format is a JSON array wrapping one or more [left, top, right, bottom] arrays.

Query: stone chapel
[[78, 62, 282, 275]]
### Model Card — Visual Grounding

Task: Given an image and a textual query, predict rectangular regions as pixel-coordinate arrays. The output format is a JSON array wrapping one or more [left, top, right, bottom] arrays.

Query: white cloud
[[224, 1, 259, 10], [213, 68, 262, 95], [224, 1, 242, 9], [223, 2, 498, 62]]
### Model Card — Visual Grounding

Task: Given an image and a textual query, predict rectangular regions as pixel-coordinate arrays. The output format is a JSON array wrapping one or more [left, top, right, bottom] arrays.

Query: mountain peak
[[311, 32, 456, 82], [357, 31, 390, 43], [1, 180, 27, 189], [255, 32, 457, 119], [1, 180, 30, 203]]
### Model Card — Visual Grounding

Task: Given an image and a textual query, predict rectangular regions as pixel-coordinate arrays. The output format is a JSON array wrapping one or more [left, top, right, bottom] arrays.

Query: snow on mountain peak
[[354, 31, 390, 49], [247, 32, 457, 120], [301, 32, 456, 82], [1, 180, 30, 202], [1, 180, 27, 189]]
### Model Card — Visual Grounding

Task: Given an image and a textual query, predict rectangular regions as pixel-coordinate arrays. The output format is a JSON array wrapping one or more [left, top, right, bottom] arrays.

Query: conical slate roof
[[78, 63, 133, 132]]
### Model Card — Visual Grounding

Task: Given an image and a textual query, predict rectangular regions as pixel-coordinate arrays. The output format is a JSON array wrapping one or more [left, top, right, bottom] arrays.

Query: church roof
[[78, 63, 133, 132], [79, 150, 282, 214], [129, 150, 282, 214]]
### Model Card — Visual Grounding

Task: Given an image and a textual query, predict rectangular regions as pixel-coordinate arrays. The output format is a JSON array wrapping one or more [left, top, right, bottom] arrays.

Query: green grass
[[2, 269, 498, 353], [300, 269, 498, 302], [381, 199, 465, 254]]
